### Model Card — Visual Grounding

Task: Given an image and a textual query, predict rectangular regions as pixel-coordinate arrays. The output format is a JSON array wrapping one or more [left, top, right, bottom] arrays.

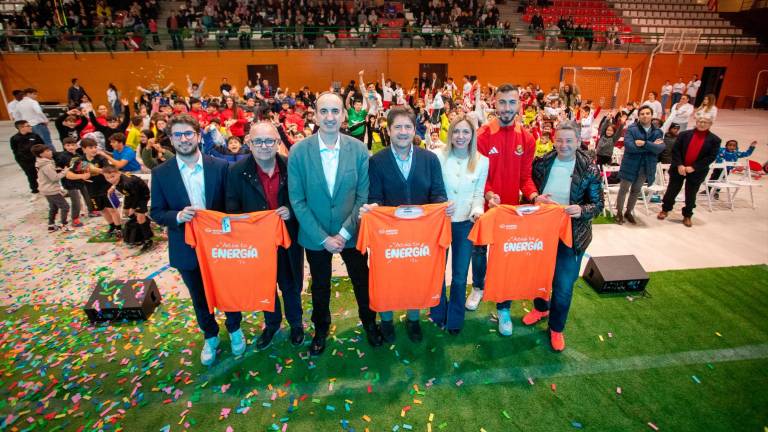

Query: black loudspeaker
[[582, 255, 649, 293], [40, 104, 67, 120], [83, 279, 162, 323]]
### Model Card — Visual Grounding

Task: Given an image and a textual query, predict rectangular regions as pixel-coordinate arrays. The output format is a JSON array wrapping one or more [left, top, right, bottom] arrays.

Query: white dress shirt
[[318, 133, 341, 196], [318, 134, 350, 241], [15, 97, 48, 126], [7, 99, 20, 121], [175, 153, 206, 224]]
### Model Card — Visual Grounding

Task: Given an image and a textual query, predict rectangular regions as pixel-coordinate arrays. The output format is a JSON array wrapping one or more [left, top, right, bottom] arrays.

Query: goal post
[[560, 67, 633, 108]]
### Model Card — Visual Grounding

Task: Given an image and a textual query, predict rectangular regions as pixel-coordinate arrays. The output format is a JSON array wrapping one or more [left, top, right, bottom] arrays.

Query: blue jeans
[[532, 241, 584, 332], [33, 123, 54, 151], [660, 94, 669, 115], [430, 220, 473, 330], [471, 245, 511, 310], [264, 249, 303, 330], [112, 100, 122, 117], [671, 92, 682, 105], [380, 310, 420, 321]]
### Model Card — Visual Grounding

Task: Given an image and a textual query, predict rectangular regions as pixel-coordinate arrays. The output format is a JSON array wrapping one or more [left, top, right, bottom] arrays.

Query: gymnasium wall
[[1, 49, 767, 120]]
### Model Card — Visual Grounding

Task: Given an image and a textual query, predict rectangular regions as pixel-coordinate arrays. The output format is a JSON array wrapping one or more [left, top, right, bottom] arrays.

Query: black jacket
[[368, 146, 447, 206], [532, 150, 604, 254], [225, 155, 304, 288], [10, 132, 44, 165], [671, 129, 721, 173], [55, 113, 87, 142], [116, 174, 150, 213], [88, 107, 130, 152]]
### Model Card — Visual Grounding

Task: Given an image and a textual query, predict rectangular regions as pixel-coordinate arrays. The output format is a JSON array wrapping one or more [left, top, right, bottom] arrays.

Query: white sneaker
[[465, 287, 484, 311], [201, 336, 219, 366], [498, 309, 513, 336], [230, 329, 246, 357], [60, 224, 73, 232]]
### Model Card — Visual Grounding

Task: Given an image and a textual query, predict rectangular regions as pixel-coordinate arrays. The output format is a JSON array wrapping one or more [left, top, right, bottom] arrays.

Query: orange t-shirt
[[185, 209, 291, 313], [357, 203, 451, 312], [468, 204, 572, 302]]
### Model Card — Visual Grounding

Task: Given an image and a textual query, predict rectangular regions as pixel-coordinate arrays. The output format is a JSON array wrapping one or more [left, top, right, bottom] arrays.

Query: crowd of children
[[8, 71, 766, 239]]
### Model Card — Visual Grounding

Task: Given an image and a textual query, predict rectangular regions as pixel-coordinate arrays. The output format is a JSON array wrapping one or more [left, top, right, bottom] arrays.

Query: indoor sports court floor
[[0, 109, 766, 431]]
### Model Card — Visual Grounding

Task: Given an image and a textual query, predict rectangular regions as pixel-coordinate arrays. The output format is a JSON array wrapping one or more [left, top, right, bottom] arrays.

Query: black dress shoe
[[290, 326, 305, 346], [256, 327, 278, 350], [364, 322, 383, 347], [624, 212, 637, 224], [447, 328, 461, 336], [309, 334, 327, 356], [380, 321, 395, 343], [405, 320, 423, 343]]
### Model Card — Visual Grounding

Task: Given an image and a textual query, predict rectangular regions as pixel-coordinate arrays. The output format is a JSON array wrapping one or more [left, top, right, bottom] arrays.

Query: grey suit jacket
[[287, 133, 369, 251]]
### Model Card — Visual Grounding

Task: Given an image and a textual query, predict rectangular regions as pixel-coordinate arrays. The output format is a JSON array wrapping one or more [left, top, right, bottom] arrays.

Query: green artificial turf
[[1, 266, 767, 431]]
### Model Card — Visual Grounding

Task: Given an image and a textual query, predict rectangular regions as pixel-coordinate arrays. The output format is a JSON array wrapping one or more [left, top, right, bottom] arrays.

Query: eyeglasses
[[171, 131, 196, 140], [248, 138, 278, 148]]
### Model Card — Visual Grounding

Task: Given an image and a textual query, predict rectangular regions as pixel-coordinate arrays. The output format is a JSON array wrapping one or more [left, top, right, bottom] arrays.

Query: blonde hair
[[442, 115, 479, 173]]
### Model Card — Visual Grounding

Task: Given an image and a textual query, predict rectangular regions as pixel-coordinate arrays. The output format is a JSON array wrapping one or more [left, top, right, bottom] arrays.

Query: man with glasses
[[288, 92, 383, 356], [150, 114, 245, 366], [225, 122, 305, 350]]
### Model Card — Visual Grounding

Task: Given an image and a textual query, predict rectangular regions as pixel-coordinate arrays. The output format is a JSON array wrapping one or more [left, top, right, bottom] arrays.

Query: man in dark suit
[[288, 92, 383, 356], [150, 114, 244, 366], [226, 121, 305, 350], [360, 106, 453, 343], [658, 111, 721, 227]]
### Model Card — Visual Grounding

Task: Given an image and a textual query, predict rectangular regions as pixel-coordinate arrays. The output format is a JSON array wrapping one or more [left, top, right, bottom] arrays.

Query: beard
[[174, 141, 199, 156]]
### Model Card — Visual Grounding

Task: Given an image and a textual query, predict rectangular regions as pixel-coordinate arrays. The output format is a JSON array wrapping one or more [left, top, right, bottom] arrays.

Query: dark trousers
[[179, 266, 242, 339], [471, 245, 512, 310], [305, 247, 377, 336], [264, 249, 304, 330], [662, 169, 707, 217], [19, 162, 38, 193], [44, 194, 70, 225], [532, 241, 584, 332]]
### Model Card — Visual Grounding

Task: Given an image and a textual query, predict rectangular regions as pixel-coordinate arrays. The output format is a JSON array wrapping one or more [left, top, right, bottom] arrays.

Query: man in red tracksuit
[[465, 83, 541, 337]]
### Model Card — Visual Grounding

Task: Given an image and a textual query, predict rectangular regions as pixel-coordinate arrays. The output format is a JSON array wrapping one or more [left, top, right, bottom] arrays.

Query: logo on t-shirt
[[211, 242, 260, 261], [488, 146, 500, 155], [503, 236, 544, 255], [385, 242, 430, 261]]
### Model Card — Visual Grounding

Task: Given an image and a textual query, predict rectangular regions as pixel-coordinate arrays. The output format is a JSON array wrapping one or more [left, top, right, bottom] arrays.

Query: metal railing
[[0, 26, 762, 55]]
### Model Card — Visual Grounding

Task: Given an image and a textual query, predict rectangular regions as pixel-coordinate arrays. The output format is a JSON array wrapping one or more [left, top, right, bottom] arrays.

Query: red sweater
[[220, 108, 247, 137], [684, 129, 708, 166], [477, 119, 537, 205]]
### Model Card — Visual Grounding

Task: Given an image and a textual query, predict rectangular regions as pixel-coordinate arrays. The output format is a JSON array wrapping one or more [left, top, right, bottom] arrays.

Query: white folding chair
[[601, 165, 621, 217], [704, 162, 740, 211], [640, 163, 669, 216], [725, 158, 762, 209]]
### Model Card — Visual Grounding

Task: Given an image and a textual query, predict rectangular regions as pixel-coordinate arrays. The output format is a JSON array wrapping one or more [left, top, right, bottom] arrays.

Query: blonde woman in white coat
[[430, 115, 489, 334], [663, 93, 694, 132]]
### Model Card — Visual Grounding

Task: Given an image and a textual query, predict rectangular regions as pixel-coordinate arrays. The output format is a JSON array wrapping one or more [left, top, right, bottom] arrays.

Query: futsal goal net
[[560, 67, 633, 109]]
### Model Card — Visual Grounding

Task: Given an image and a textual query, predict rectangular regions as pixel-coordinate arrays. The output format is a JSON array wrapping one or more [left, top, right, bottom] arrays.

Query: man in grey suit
[[288, 92, 383, 356]]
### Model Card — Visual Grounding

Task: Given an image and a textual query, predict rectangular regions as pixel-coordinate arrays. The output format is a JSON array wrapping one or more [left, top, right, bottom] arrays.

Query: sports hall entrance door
[[419, 63, 448, 89], [697, 67, 726, 106], [247, 65, 280, 89]]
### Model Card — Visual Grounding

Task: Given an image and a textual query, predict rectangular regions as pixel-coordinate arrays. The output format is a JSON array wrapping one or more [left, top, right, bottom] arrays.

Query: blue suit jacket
[[150, 155, 229, 271], [368, 145, 447, 206]]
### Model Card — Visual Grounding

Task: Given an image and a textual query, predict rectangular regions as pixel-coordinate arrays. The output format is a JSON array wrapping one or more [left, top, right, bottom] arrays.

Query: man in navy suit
[[360, 105, 453, 343], [150, 113, 245, 366]]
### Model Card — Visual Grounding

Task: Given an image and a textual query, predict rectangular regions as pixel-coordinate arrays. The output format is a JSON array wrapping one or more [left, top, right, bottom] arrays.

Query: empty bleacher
[[608, 0, 759, 45]]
